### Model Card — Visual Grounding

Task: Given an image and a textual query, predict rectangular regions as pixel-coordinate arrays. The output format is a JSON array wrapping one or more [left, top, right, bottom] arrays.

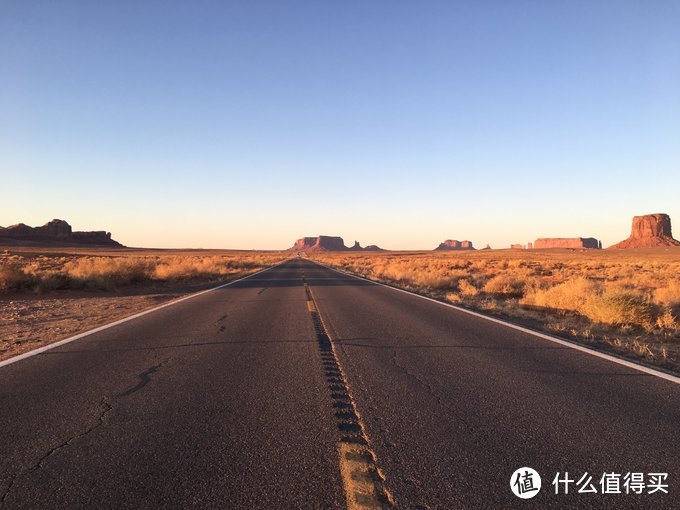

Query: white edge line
[[310, 259, 680, 385], [0, 260, 292, 369]]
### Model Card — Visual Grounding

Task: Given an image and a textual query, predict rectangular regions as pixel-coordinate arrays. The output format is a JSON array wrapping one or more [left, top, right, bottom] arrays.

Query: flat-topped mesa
[[0, 219, 122, 246], [610, 213, 680, 249], [290, 235, 382, 252], [533, 237, 601, 249], [291, 236, 346, 252], [434, 239, 475, 251]]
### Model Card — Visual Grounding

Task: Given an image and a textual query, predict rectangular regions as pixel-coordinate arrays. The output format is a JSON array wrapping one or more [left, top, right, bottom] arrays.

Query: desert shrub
[[458, 279, 479, 296], [153, 256, 245, 279], [656, 308, 679, 330], [64, 257, 155, 289], [521, 277, 599, 313], [372, 261, 460, 290], [32, 272, 72, 292], [655, 281, 680, 308], [482, 274, 525, 296], [408, 270, 459, 290], [581, 291, 657, 328], [0, 264, 33, 291], [155, 256, 213, 279], [445, 292, 462, 304]]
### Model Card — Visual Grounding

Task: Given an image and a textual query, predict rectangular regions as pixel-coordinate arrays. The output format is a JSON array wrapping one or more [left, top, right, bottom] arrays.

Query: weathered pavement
[[1, 258, 678, 509]]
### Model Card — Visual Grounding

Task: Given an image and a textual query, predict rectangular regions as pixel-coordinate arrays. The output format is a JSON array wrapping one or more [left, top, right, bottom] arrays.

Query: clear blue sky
[[1, 1, 679, 249]]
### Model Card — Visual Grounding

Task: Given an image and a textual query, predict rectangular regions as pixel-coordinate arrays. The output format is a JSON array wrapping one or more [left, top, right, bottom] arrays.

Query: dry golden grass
[[0, 248, 287, 292], [0, 247, 288, 361], [310, 248, 680, 371]]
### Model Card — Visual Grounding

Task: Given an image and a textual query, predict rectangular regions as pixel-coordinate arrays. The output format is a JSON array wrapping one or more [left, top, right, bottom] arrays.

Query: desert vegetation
[[0, 248, 288, 360], [0, 249, 287, 292], [309, 249, 680, 372]]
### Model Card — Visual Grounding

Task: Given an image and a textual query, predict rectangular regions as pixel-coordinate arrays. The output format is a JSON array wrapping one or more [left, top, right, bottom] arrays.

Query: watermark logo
[[552, 472, 668, 495], [511, 467, 542, 499]]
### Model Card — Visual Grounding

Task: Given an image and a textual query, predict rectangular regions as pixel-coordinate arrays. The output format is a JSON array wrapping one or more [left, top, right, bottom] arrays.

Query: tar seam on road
[[118, 359, 168, 397], [303, 274, 393, 510], [0, 261, 287, 370], [311, 260, 680, 386]]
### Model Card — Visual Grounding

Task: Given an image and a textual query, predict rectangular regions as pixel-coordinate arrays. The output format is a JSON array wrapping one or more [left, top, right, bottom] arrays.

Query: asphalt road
[[1, 258, 679, 509]]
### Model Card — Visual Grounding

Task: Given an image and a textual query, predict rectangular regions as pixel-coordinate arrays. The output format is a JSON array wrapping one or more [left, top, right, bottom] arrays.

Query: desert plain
[[2, 244, 679, 374], [0, 247, 287, 361]]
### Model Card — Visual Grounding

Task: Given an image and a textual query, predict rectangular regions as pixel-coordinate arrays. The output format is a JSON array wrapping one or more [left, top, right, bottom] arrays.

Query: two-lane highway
[[0, 260, 345, 509], [307, 260, 680, 508], [1, 258, 679, 509]]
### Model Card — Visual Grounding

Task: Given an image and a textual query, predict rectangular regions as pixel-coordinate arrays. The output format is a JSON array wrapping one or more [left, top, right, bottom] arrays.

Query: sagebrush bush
[[154, 256, 235, 279], [458, 279, 479, 296], [521, 277, 599, 313], [482, 274, 525, 296], [0, 264, 33, 291], [64, 257, 155, 288], [582, 291, 657, 328], [655, 281, 680, 308], [656, 308, 679, 330]]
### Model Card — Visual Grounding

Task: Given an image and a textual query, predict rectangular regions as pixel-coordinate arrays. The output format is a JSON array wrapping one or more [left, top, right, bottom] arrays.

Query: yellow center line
[[304, 282, 394, 509]]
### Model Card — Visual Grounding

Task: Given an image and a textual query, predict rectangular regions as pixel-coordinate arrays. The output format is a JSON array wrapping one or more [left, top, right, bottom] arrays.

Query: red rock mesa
[[0, 219, 122, 246], [533, 237, 601, 249], [610, 213, 680, 249], [290, 236, 382, 252], [434, 239, 475, 251]]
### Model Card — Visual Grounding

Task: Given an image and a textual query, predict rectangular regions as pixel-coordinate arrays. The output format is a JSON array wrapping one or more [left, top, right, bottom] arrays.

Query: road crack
[[0, 398, 113, 505]]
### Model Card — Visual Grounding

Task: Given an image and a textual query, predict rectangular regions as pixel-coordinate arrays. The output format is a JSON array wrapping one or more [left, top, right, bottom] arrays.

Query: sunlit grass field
[[309, 248, 680, 372], [3, 246, 680, 372], [0, 247, 287, 292]]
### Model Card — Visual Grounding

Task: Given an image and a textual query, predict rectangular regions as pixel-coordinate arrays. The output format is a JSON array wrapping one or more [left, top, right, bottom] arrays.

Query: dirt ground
[[0, 246, 286, 362], [1, 285, 203, 362]]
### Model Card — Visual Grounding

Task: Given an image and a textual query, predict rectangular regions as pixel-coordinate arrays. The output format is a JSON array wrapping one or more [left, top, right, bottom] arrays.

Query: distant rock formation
[[510, 243, 526, 250], [434, 239, 475, 251], [0, 219, 122, 246], [533, 237, 600, 249], [290, 236, 382, 252], [610, 213, 680, 249], [482, 244, 491, 250]]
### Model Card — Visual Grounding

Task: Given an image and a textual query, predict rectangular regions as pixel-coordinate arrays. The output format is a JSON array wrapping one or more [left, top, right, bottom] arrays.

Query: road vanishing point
[[1, 258, 678, 509]]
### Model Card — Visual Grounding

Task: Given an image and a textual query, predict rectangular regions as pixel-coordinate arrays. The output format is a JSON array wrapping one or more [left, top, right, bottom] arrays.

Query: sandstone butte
[[610, 213, 680, 249], [434, 239, 475, 251], [533, 237, 601, 249], [0, 219, 122, 246], [290, 236, 382, 253]]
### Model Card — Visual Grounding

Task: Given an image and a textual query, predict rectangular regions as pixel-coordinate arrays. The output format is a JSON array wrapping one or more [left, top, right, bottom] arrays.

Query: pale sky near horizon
[[1, 1, 679, 250]]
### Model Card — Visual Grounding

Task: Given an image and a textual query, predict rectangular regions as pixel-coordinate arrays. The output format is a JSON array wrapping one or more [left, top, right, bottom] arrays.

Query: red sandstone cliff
[[290, 236, 382, 252], [533, 237, 601, 249], [610, 214, 680, 249], [0, 219, 122, 246], [434, 239, 475, 251]]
